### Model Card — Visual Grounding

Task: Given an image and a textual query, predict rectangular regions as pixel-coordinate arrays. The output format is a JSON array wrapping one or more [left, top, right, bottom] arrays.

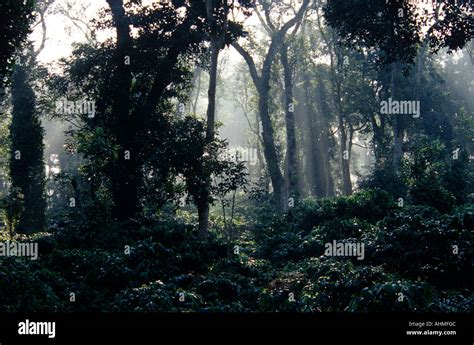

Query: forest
[[0, 0, 472, 314]]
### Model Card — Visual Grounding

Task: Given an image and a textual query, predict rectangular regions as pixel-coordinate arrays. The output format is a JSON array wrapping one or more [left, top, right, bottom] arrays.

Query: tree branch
[[232, 42, 262, 88]]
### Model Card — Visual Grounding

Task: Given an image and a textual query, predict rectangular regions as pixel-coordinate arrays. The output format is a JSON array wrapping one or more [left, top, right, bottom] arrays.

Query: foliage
[[0, 257, 66, 312], [9, 62, 46, 233], [0, 187, 24, 239], [362, 136, 473, 212], [0, 0, 472, 316], [0, 0, 35, 84], [365, 205, 474, 289], [324, 0, 473, 66], [0, 186, 472, 313]]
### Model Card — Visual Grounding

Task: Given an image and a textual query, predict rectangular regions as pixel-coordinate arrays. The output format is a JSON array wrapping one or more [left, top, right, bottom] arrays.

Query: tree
[[198, 0, 252, 238], [10, 57, 47, 233], [324, 0, 473, 171], [233, 0, 310, 211], [288, 21, 336, 198], [316, 15, 353, 195], [0, 0, 35, 85], [0, 0, 35, 165], [280, 37, 298, 199], [99, 0, 209, 221], [52, 0, 98, 45], [324, 0, 473, 66], [8, 0, 54, 233], [50, 0, 251, 236]]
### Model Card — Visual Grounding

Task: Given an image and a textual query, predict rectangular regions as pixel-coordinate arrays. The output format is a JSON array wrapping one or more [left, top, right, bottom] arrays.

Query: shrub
[[349, 280, 441, 312], [366, 205, 474, 289], [0, 257, 65, 312]]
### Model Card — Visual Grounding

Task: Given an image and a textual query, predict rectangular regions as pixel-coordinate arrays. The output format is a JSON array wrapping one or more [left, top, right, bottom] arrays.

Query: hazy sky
[[31, 0, 108, 63]]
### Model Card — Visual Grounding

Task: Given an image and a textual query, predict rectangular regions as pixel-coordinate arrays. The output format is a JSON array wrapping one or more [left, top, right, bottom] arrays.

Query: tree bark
[[391, 63, 403, 171], [198, 37, 220, 239], [232, 0, 309, 211], [319, 21, 352, 195], [197, 0, 228, 239], [10, 64, 46, 233], [338, 111, 352, 195], [280, 42, 298, 198], [107, 0, 136, 220], [299, 71, 334, 198], [313, 74, 335, 197], [333, 64, 352, 196]]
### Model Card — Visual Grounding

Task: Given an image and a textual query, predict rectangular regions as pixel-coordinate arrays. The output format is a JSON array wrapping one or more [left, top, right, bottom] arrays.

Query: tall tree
[[324, 0, 474, 171], [280, 39, 298, 198], [317, 18, 353, 195], [9, 0, 54, 233], [54, 0, 248, 232], [233, 0, 310, 211], [102, 0, 209, 221], [198, 0, 252, 238], [10, 58, 46, 233]]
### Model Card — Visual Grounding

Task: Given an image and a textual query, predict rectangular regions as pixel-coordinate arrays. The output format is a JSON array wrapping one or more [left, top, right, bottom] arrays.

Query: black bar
[[0, 313, 472, 345]]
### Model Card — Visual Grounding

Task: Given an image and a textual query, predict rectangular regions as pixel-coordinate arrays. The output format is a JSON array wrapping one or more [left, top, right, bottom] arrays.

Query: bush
[[349, 280, 442, 312], [113, 280, 182, 312], [0, 257, 66, 312], [287, 189, 396, 233], [2, 181, 470, 313], [300, 258, 390, 312], [366, 205, 474, 289]]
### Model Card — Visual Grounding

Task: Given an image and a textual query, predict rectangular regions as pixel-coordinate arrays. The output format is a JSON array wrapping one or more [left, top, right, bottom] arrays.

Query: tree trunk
[[198, 34, 221, 239], [300, 72, 334, 198], [280, 42, 298, 198], [232, 0, 308, 211], [111, 159, 138, 220], [369, 112, 386, 163], [10, 63, 46, 233], [332, 56, 352, 195], [391, 63, 403, 171], [192, 68, 202, 115], [232, 43, 287, 210], [258, 78, 288, 211], [206, 39, 219, 140], [107, 0, 136, 221], [197, 201, 210, 240], [338, 113, 352, 195]]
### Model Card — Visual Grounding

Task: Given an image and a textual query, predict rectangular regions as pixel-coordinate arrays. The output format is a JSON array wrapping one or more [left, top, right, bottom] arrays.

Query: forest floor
[[0, 189, 473, 312]]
